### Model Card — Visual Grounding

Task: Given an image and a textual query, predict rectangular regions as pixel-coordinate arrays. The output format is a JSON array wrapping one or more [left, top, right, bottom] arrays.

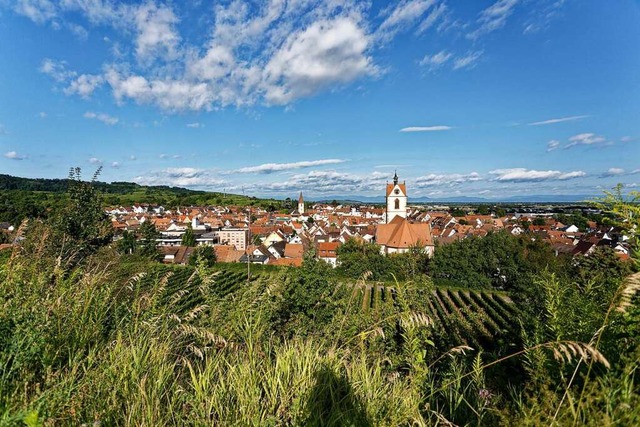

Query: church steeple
[[385, 171, 407, 224], [297, 192, 305, 215]]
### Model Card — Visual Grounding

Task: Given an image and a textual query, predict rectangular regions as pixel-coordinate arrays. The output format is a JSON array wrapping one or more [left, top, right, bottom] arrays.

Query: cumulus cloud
[[489, 168, 586, 182], [400, 126, 451, 132], [186, 122, 203, 128], [546, 140, 560, 152], [33, 2, 383, 111], [88, 157, 102, 164], [600, 168, 625, 178], [4, 151, 27, 160], [133, 2, 180, 63], [83, 111, 118, 125], [529, 115, 588, 126], [28, 1, 528, 111], [467, 0, 519, 40], [65, 74, 104, 97], [111, 161, 120, 168], [262, 16, 377, 105], [414, 172, 481, 187], [235, 159, 346, 174]]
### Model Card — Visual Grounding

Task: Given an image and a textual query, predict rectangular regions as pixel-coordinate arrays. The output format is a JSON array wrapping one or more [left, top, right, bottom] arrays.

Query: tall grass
[[1, 242, 638, 426]]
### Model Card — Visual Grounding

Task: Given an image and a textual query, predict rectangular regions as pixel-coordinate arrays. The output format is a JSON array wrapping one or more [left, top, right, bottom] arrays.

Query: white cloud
[[14, 0, 57, 24], [490, 168, 586, 182], [377, 0, 436, 42], [0, 124, 7, 135], [262, 16, 377, 105], [620, 136, 634, 142], [83, 111, 118, 125], [134, 167, 226, 188], [414, 172, 481, 187], [88, 157, 102, 164], [65, 74, 104, 98], [601, 168, 625, 178], [400, 125, 451, 132], [66, 22, 88, 40], [419, 50, 452, 70], [255, 170, 388, 194], [236, 159, 346, 174], [453, 51, 483, 70], [111, 161, 120, 168], [133, 2, 180, 63], [38, 112, 47, 118], [529, 115, 588, 126], [4, 151, 27, 160], [416, 2, 447, 33], [39, 58, 76, 82], [130, 155, 137, 160], [565, 132, 607, 149], [546, 140, 560, 152], [468, 0, 519, 40], [186, 122, 202, 128], [106, 69, 213, 111]]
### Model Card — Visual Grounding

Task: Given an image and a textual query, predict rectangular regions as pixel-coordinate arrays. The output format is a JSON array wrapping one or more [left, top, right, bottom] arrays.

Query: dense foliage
[[429, 231, 563, 291]]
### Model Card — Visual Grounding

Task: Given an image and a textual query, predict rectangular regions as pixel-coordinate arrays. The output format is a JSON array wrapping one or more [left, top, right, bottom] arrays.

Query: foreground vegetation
[[0, 178, 639, 425]]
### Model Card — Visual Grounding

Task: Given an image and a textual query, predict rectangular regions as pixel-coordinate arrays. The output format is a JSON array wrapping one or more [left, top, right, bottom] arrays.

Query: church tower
[[385, 171, 407, 223], [298, 192, 305, 215]]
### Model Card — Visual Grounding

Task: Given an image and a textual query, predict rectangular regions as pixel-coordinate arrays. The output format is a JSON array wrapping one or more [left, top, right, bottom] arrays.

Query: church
[[375, 172, 434, 256]]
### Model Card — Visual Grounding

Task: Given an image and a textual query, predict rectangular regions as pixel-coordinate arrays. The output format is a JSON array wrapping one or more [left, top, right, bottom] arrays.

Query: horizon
[[1, 1, 639, 199]]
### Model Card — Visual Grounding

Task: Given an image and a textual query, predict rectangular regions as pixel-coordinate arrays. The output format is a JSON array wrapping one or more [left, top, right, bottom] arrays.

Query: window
[[394, 198, 400, 210]]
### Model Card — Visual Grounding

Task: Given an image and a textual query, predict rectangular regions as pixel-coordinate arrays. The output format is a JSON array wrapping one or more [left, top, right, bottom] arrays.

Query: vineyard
[[132, 264, 520, 348], [354, 284, 519, 347], [131, 264, 274, 316]]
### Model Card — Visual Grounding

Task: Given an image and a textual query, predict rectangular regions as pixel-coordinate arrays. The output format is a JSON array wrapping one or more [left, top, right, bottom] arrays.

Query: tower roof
[[386, 183, 407, 197], [298, 192, 304, 203]]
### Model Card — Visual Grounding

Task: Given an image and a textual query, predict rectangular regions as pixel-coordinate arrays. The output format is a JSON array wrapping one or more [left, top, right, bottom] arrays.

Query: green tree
[[181, 225, 196, 247], [336, 238, 391, 281], [116, 230, 136, 255], [476, 205, 489, 215], [138, 220, 159, 258], [532, 217, 546, 226], [188, 245, 217, 267], [48, 167, 113, 267], [428, 231, 562, 291]]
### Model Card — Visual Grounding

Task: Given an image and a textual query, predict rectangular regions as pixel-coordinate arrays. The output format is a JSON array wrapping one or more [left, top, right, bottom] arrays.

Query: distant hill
[[0, 174, 285, 225], [0, 173, 281, 205]]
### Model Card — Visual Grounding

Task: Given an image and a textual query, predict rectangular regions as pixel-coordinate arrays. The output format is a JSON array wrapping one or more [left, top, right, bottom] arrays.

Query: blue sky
[[0, 0, 639, 199]]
